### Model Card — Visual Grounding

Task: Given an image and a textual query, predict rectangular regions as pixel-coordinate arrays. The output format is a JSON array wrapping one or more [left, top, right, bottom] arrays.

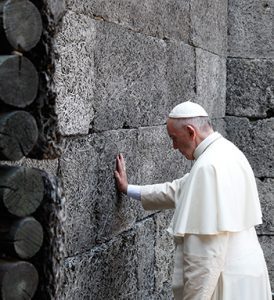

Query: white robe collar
[[194, 132, 222, 160]]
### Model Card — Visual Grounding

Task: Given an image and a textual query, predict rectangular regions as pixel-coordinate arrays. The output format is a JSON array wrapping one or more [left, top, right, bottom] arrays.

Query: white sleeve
[[140, 174, 189, 211], [127, 184, 141, 201], [182, 233, 229, 300]]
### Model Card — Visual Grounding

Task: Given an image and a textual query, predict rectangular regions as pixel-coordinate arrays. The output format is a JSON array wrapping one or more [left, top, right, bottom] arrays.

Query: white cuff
[[127, 185, 141, 201]]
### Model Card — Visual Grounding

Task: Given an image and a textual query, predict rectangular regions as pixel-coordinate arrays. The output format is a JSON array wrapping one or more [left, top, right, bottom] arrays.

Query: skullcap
[[169, 101, 208, 118]]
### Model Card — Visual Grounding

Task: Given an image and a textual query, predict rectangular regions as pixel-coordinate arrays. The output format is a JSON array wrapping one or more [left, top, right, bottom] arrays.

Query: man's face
[[167, 118, 196, 160]]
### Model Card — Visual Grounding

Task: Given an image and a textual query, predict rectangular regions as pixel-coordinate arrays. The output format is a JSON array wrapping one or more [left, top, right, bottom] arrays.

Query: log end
[[3, 0, 43, 52], [0, 111, 39, 161], [0, 259, 39, 299], [13, 217, 44, 259], [1, 166, 44, 217]]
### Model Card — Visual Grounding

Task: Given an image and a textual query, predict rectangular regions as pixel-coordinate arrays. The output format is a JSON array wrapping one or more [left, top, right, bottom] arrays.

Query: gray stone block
[[60, 126, 188, 256], [256, 178, 274, 235], [92, 21, 195, 131], [135, 218, 155, 297], [225, 117, 274, 178], [61, 218, 158, 299], [228, 0, 274, 58], [166, 40, 196, 105], [92, 21, 166, 131], [227, 58, 274, 118], [258, 235, 274, 291], [54, 11, 95, 135], [196, 48, 226, 118], [66, 0, 190, 42], [154, 211, 175, 296], [190, 0, 227, 55], [62, 232, 138, 299], [60, 130, 138, 256]]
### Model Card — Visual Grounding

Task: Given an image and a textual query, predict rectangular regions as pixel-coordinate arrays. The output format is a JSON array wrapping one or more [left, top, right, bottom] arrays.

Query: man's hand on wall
[[114, 153, 128, 194]]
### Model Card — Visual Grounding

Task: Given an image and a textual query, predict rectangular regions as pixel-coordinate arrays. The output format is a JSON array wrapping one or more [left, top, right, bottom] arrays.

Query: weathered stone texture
[[54, 11, 95, 135], [227, 58, 274, 117], [190, 0, 227, 55], [135, 219, 155, 297], [154, 211, 175, 297], [60, 126, 188, 256], [166, 40, 196, 105], [66, 0, 190, 42], [61, 218, 165, 299], [228, 0, 274, 58], [196, 48, 226, 118], [225, 117, 274, 178], [92, 22, 166, 131], [258, 235, 274, 291], [60, 130, 137, 256], [92, 21, 195, 131], [62, 231, 138, 299], [256, 178, 274, 235]]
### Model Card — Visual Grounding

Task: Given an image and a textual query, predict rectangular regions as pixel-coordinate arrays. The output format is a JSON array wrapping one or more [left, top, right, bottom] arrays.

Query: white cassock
[[128, 132, 272, 300]]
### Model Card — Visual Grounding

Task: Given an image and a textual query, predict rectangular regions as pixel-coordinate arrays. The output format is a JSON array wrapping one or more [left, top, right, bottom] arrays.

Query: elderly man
[[114, 101, 272, 300]]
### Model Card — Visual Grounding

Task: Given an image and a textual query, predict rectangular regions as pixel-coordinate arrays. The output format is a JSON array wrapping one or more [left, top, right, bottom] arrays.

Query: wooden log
[[0, 0, 42, 52], [0, 259, 38, 299], [0, 55, 39, 107], [0, 165, 44, 217], [0, 111, 38, 161], [0, 216, 43, 259]]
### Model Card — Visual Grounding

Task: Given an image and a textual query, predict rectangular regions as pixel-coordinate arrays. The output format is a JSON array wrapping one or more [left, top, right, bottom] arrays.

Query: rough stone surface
[[62, 231, 138, 299], [166, 40, 196, 105], [226, 58, 274, 118], [54, 11, 95, 135], [190, 0, 227, 55], [61, 218, 161, 299], [92, 21, 195, 131], [60, 131, 137, 256], [154, 211, 175, 298], [196, 48, 226, 118], [228, 0, 274, 58], [258, 235, 274, 291], [225, 117, 274, 178], [135, 219, 155, 298], [256, 178, 274, 235], [66, 0, 190, 42], [60, 126, 189, 256]]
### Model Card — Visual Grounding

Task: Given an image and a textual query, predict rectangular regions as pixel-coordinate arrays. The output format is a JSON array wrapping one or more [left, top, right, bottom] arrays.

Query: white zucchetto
[[169, 101, 208, 118]]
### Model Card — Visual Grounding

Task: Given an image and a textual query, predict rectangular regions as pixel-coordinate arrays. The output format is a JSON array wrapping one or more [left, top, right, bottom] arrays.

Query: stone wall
[[226, 0, 274, 290], [12, 0, 270, 298], [54, 0, 227, 298]]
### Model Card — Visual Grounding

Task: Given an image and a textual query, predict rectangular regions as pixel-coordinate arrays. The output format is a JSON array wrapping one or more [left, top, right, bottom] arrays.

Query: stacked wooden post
[[0, 0, 44, 299]]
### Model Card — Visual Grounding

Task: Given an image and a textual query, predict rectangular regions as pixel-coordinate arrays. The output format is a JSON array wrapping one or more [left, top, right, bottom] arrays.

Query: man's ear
[[186, 125, 196, 140]]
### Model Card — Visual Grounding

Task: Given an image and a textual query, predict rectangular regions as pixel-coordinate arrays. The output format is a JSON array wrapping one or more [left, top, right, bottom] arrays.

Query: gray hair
[[172, 116, 212, 132]]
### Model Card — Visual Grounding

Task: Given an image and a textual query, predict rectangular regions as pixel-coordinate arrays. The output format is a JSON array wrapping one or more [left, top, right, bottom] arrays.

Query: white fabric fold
[[167, 134, 262, 236]]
